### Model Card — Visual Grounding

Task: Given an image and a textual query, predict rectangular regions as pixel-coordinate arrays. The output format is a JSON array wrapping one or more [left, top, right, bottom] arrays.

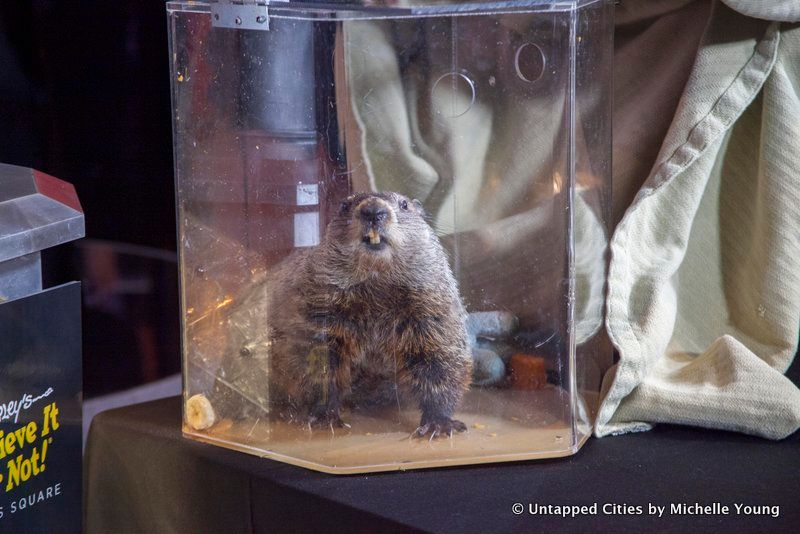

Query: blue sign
[[0, 283, 82, 532]]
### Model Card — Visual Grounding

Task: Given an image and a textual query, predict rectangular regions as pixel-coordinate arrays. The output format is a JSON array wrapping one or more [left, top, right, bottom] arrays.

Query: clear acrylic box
[[169, 0, 613, 473]]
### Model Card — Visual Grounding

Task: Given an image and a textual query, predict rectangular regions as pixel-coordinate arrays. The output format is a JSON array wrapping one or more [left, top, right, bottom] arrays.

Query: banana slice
[[186, 394, 216, 430]]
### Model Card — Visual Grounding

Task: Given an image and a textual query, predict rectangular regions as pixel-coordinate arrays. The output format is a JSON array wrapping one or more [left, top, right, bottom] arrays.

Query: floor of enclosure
[[184, 387, 593, 474]]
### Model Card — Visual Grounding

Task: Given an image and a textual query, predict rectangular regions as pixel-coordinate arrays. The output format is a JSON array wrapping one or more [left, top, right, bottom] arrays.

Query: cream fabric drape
[[597, 0, 800, 439]]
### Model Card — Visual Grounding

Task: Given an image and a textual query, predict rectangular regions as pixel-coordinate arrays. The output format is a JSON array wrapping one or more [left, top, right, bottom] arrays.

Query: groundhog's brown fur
[[265, 191, 472, 437]]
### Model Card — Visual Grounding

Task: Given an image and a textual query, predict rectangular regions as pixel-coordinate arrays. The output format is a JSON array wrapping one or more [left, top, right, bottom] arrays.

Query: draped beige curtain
[[597, 0, 800, 438]]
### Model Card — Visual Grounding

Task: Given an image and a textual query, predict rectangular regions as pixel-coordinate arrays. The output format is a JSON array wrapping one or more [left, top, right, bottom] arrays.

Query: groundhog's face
[[328, 192, 426, 269]]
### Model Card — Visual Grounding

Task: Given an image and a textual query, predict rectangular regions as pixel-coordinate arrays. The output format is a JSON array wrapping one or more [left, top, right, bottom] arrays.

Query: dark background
[[0, 2, 179, 396], [0, 1, 174, 248]]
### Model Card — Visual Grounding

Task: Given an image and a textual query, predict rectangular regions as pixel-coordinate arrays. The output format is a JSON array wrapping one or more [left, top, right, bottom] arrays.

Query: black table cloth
[[84, 395, 799, 533]]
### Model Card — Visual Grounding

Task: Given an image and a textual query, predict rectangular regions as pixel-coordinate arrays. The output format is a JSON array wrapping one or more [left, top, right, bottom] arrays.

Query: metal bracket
[[211, 1, 271, 31]]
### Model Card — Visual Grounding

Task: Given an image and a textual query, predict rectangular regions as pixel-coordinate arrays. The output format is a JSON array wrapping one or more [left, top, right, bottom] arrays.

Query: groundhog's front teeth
[[368, 229, 381, 245]]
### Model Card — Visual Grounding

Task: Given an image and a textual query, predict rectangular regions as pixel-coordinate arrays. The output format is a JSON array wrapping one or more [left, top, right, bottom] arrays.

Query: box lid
[[0, 163, 85, 263], [169, 0, 600, 20]]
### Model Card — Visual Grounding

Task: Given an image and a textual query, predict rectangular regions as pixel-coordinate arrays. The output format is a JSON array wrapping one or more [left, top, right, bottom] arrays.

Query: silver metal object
[[211, 0, 271, 31], [0, 163, 85, 302]]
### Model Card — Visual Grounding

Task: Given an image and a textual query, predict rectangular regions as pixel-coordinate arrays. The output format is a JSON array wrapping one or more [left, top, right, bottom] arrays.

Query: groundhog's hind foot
[[412, 417, 467, 440], [307, 406, 351, 432]]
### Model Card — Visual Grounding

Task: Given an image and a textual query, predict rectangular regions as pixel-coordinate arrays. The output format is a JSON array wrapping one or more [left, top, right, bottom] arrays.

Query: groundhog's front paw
[[412, 417, 467, 439], [307, 406, 351, 430]]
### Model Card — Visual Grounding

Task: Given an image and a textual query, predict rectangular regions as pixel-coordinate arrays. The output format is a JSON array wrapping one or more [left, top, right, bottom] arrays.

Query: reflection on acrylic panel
[[170, 0, 613, 473]]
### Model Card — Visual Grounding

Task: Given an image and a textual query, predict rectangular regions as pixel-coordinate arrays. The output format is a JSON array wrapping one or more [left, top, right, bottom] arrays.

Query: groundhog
[[263, 191, 472, 438]]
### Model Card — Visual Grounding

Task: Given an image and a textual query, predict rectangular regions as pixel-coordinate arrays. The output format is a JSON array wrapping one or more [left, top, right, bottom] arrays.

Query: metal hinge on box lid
[[210, 0, 286, 31]]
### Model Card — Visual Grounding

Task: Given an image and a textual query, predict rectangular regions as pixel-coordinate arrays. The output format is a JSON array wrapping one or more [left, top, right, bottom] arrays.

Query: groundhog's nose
[[359, 203, 389, 224]]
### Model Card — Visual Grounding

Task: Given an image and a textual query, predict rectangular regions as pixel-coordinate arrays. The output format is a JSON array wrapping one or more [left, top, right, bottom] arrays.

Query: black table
[[84, 396, 799, 533]]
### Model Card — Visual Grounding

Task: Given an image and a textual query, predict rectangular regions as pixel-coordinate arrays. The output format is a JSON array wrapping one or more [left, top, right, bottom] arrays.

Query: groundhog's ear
[[339, 200, 352, 215], [412, 199, 424, 212]]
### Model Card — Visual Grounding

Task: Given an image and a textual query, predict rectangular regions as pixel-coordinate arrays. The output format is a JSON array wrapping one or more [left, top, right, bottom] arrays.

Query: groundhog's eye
[[339, 201, 351, 215], [399, 200, 409, 211]]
